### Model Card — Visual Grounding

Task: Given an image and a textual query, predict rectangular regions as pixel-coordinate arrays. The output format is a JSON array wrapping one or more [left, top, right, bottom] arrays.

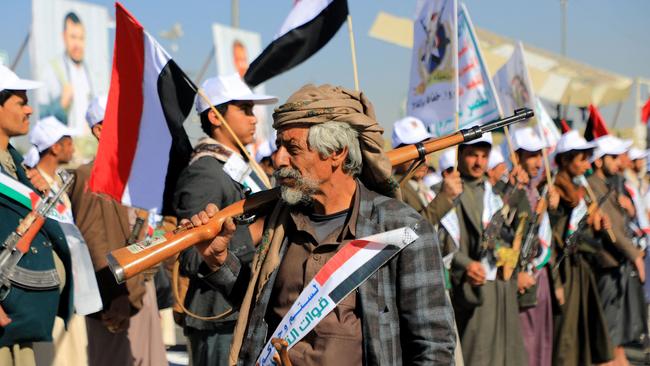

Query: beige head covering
[[273, 84, 398, 197]]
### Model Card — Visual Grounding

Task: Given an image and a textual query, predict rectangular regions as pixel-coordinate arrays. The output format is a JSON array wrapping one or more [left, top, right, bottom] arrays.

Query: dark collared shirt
[[266, 188, 363, 366]]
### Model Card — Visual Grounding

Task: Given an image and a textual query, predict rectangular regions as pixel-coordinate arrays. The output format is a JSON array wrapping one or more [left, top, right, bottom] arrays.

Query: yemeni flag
[[244, 0, 349, 87], [89, 3, 194, 216], [584, 104, 609, 141], [642, 97, 650, 124]]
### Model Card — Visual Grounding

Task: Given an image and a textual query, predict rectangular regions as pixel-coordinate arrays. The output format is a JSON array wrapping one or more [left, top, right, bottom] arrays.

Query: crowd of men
[[1, 63, 649, 366]]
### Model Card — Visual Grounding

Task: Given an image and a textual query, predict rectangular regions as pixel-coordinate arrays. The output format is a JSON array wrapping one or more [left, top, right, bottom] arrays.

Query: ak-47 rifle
[[518, 186, 549, 273], [554, 186, 614, 269], [0, 170, 74, 326], [480, 181, 519, 261], [107, 108, 535, 284]]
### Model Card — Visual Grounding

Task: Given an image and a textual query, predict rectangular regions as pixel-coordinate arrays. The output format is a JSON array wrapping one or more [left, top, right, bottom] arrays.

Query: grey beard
[[274, 168, 318, 206], [280, 185, 313, 206]]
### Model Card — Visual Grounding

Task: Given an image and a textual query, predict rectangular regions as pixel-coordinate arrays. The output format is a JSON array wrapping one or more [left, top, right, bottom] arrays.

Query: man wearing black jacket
[[172, 73, 276, 366]]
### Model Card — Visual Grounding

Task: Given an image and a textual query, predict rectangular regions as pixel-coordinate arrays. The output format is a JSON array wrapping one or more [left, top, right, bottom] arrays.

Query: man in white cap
[[0, 65, 75, 366], [625, 147, 649, 198], [486, 147, 507, 187], [84, 94, 107, 139], [587, 134, 645, 366], [255, 137, 278, 183], [550, 130, 615, 365], [391, 116, 462, 224], [172, 74, 277, 366], [439, 133, 529, 366], [509, 127, 560, 366], [24, 116, 76, 201], [25, 117, 86, 366], [67, 95, 167, 366]]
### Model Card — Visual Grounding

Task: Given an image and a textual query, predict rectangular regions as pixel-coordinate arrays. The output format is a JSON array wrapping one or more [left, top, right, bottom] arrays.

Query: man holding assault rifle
[[0, 66, 74, 366], [174, 85, 534, 365]]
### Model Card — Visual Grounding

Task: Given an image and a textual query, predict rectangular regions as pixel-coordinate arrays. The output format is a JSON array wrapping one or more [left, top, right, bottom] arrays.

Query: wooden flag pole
[[347, 15, 360, 92], [503, 126, 518, 166], [453, 114, 461, 171], [195, 88, 272, 189]]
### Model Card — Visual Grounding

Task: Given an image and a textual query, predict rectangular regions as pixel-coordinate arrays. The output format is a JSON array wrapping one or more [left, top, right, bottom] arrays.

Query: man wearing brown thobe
[[441, 133, 529, 366], [69, 96, 167, 366]]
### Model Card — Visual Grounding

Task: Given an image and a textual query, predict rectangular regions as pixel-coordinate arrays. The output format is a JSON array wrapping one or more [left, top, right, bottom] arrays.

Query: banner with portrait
[[492, 42, 536, 124], [407, 0, 458, 137], [211, 23, 272, 143], [30, 0, 110, 160]]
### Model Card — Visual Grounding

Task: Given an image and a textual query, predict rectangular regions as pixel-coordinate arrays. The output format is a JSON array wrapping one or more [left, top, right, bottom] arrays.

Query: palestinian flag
[[0, 172, 68, 221], [89, 2, 194, 216], [584, 104, 609, 141], [244, 0, 349, 87]]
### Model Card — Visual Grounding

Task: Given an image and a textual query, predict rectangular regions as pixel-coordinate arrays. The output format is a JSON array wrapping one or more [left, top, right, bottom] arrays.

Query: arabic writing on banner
[[457, 4, 500, 132], [407, 0, 457, 136], [257, 227, 418, 366]]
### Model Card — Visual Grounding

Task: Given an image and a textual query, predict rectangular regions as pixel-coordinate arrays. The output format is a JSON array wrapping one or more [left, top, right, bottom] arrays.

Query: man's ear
[[208, 109, 221, 128], [330, 146, 349, 170], [49, 143, 62, 157]]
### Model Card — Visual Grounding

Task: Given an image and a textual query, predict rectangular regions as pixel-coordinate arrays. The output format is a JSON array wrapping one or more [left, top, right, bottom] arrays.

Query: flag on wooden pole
[[89, 2, 194, 215]]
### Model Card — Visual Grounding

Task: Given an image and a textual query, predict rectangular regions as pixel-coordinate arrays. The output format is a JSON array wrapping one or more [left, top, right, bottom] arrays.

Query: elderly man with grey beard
[[183, 84, 456, 366]]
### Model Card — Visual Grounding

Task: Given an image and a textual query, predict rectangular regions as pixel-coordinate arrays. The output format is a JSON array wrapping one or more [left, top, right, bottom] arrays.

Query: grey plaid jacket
[[201, 182, 456, 365]]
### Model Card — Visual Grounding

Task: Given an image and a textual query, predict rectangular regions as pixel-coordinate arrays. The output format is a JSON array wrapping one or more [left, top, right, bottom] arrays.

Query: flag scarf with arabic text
[[89, 2, 194, 215]]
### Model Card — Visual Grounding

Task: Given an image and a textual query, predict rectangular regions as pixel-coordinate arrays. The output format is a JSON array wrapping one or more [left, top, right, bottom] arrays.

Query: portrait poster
[[407, 0, 458, 137], [31, 0, 110, 138], [212, 24, 272, 143]]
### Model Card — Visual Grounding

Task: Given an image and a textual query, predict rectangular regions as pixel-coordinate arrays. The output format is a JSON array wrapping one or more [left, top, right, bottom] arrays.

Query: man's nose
[[274, 146, 289, 168]]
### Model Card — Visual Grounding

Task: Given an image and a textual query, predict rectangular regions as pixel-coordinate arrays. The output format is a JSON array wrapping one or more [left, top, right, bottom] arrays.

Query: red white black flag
[[89, 2, 194, 215], [584, 104, 609, 141], [244, 0, 348, 87]]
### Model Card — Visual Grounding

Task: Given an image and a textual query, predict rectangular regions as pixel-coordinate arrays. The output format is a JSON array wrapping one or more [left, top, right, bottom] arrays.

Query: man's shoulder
[[75, 162, 93, 178], [360, 185, 425, 228], [178, 156, 229, 184], [586, 174, 607, 192]]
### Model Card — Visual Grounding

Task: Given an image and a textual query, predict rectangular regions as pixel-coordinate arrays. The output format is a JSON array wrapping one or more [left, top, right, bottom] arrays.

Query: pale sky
[[2, 0, 649, 139]]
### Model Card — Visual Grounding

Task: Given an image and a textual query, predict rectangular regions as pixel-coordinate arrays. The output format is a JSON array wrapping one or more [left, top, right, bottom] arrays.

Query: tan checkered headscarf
[[273, 84, 398, 198]]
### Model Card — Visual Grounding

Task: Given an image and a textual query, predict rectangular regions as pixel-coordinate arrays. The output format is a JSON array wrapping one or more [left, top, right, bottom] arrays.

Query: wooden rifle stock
[[108, 188, 280, 283], [108, 109, 534, 283]]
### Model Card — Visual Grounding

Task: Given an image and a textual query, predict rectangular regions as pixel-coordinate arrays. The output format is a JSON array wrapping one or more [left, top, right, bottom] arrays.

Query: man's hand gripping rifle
[[518, 186, 550, 274], [554, 186, 614, 270]]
